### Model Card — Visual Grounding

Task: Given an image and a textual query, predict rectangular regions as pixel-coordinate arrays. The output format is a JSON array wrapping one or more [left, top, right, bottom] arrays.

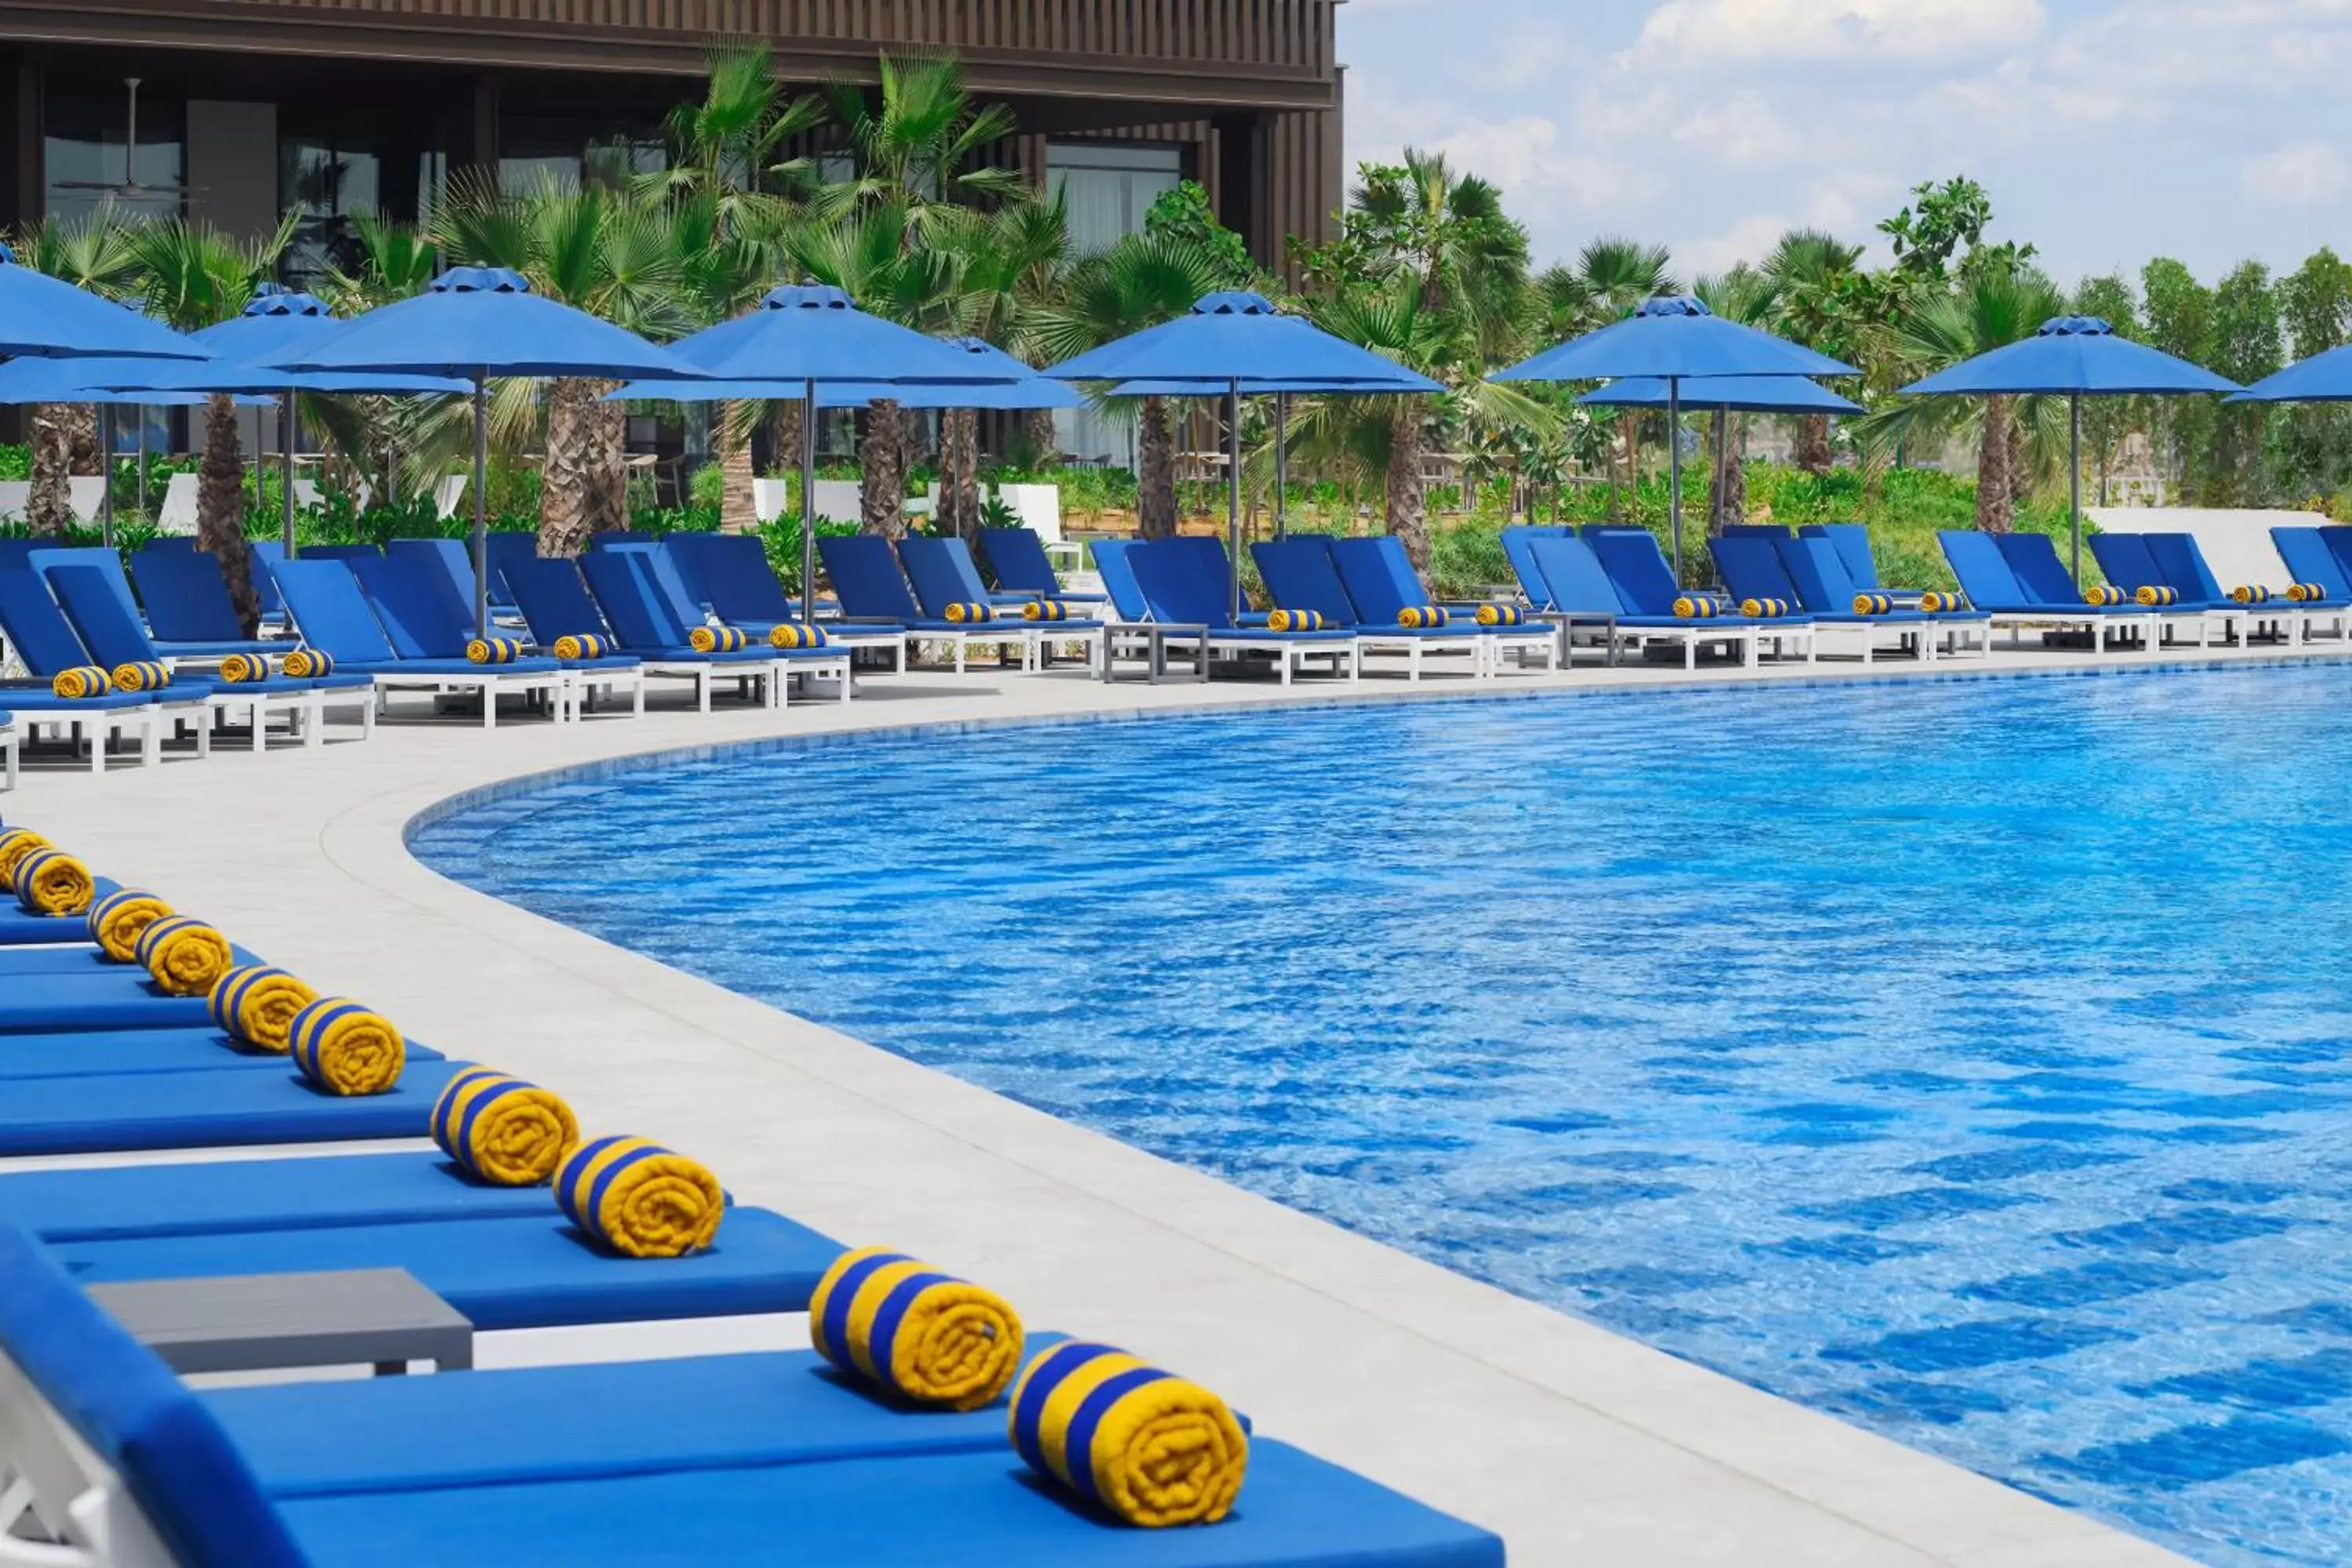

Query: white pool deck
[[10, 636, 2307, 1566]]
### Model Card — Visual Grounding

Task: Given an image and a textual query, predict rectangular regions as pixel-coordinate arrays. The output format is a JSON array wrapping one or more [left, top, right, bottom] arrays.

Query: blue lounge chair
[[298, 543, 382, 565], [245, 538, 289, 626], [273, 559, 568, 728], [1586, 530, 1809, 669], [579, 550, 848, 708], [1795, 523, 1924, 605], [977, 525, 1109, 605], [0, 570, 197, 771], [1498, 524, 1573, 610], [2272, 525, 2352, 624], [1254, 537, 1485, 681], [1936, 530, 2154, 655], [0, 1228, 1501, 1568], [606, 540, 863, 700], [1523, 535, 1754, 668], [1327, 535, 1558, 674], [2085, 533, 2223, 649], [662, 532, 906, 670], [386, 536, 520, 622], [2140, 531, 2334, 645], [49, 564, 375, 751], [901, 535, 1104, 673], [0, 968, 221, 1033], [1764, 535, 1991, 662], [0, 1055, 473, 1156], [0, 1025, 444, 1083], [123, 548, 282, 659], [820, 534, 1034, 673], [1128, 539, 1360, 684], [349, 553, 635, 722], [1713, 535, 1918, 664], [509, 556, 768, 713]]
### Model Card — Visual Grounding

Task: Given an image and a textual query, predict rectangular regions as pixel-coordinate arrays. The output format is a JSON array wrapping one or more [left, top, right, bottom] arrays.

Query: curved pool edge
[[10, 652, 2227, 1567]]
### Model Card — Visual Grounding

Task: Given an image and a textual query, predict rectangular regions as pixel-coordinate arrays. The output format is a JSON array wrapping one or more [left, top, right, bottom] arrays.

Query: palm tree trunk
[[859, 400, 908, 538], [540, 376, 597, 557], [27, 404, 74, 535], [197, 394, 260, 633], [1722, 414, 1750, 527], [588, 390, 627, 537], [1975, 395, 2014, 533], [1136, 397, 1176, 539], [768, 401, 803, 508], [1706, 408, 1730, 534], [1023, 407, 1059, 467], [1388, 404, 1432, 572], [717, 400, 758, 534], [1795, 414, 1832, 475], [63, 403, 99, 476], [941, 408, 980, 541], [2008, 412, 2034, 509]]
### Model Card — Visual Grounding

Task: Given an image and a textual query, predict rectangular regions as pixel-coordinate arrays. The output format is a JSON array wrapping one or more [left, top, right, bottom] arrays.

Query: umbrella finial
[[1634, 295, 1713, 320], [434, 267, 533, 296], [244, 284, 330, 318], [2038, 315, 2115, 339], [759, 283, 856, 313], [1193, 291, 1279, 317]]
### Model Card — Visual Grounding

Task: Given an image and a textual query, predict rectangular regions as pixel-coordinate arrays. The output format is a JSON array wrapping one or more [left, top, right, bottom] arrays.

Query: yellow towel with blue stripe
[[466, 637, 524, 665], [689, 624, 750, 652], [2132, 586, 2177, 606], [109, 660, 169, 694], [1396, 604, 1449, 629], [2084, 585, 2128, 606], [809, 1247, 1025, 1410], [89, 887, 172, 961], [1739, 597, 1790, 619], [942, 602, 995, 624], [1851, 593, 1896, 615], [218, 652, 277, 684], [556, 1135, 724, 1258], [2232, 584, 2273, 604], [50, 666, 109, 700], [432, 1067, 578, 1185], [1920, 590, 1969, 612], [0, 828, 49, 886], [1265, 608, 1322, 631], [136, 916, 234, 997], [551, 633, 608, 661], [769, 623, 831, 649], [1009, 1341, 1249, 1528], [1023, 600, 1073, 622], [13, 849, 93, 916], [1675, 595, 1724, 620], [1475, 604, 1526, 626], [207, 965, 318, 1054], [289, 997, 405, 1095], [282, 648, 335, 678], [2289, 581, 2331, 602]]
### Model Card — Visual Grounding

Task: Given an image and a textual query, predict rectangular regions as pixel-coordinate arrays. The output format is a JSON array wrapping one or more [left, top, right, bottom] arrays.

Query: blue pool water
[[412, 664, 2352, 1566]]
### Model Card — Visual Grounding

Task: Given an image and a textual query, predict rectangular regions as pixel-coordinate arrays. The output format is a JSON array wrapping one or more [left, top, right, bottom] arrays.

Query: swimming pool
[[412, 663, 2352, 1567]]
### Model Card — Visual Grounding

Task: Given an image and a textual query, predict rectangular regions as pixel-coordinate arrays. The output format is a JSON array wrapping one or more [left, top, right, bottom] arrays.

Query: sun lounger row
[[0, 825, 1500, 1567]]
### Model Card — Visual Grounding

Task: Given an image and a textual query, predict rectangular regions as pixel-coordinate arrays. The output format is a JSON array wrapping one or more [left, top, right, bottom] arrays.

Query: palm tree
[[1762, 229, 1867, 474], [129, 214, 296, 631], [314, 213, 445, 506], [1693, 263, 1775, 532], [935, 194, 1070, 539], [9, 209, 140, 533], [1544, 238, 1678, 493], [1031, 234, 1229, 539]]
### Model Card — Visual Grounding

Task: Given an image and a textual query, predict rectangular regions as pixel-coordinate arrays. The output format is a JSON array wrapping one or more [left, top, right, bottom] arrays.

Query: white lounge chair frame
[[364, 667, 569, 729], [1983, 611, 2158, 656], [0, 702, 185, 774], [0, 1348, 177, 1568], [0, 720, 16, 791]]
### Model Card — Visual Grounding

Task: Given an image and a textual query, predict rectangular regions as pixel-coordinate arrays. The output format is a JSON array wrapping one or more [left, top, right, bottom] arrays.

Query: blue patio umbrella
[[1578, 375, 1862, 416], [1047, 292, 1441, 612], [1901, 315, 2238, 579], [0, 243, 211, 361], [1492, 295, 1857, 580], [264, 267, 706, 635], [646, 288, 1029, 617], [2227, 346, 2352, 405]]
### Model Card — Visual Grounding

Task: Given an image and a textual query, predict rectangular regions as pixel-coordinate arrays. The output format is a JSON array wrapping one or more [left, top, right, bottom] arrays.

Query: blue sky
[[1339, 0, 2352, 291]]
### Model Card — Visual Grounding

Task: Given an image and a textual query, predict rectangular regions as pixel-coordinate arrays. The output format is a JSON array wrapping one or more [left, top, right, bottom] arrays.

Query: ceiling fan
[[52, 78, 198, 201]]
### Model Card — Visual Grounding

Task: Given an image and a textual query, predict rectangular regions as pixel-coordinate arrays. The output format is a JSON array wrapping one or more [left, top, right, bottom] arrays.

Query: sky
[[1339, 0, 2352, 292]]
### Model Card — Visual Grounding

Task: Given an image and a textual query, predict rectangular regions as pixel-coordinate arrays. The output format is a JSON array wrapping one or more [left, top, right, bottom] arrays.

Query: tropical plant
[[1693, 263, 1776, 530], [9, 209, 141, 533], [1762, 229, 1867, 474]]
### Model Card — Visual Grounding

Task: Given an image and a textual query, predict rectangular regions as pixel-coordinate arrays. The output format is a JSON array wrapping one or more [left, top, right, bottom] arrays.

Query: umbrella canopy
[[119, 285, 470, 397], [0, 354, 267, 408], [1902, 315, 2238, 578], [2227, 345, 2352, 404], [610, 337, 1076, 410], [1044, 291, 1427, 387], [0, 243, 212, 361], [1492, 295, 1855, 385], [1579, 375, 1860, 416], [666, 286, 1020, 386]]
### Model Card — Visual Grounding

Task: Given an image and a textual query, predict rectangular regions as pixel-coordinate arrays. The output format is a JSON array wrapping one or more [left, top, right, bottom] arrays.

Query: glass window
[[501, 115, 664, 194], [281, 137, 382, 289], [1044, 141, 1184, 256], [45, 89, 185, 225]]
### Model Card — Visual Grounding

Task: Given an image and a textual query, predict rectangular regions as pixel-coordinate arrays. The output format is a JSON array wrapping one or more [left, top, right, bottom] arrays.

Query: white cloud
[[1427, 114, 1632, 210], [1672, 213, 1794, 278], [2242, 140, 2351, 205], [1669, 90, 1802, 168], [1635, 0, 2045, 62], [1468, 23, 1581, 89]]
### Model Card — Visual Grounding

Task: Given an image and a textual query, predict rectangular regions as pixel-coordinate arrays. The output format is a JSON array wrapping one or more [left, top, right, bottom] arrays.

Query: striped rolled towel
[[810, 1247, 1025, 1411], [1265, 608, 1323, 632], [89, 886, 172, 961], [1675, 595, 1722, 620], [1009, 1341, 1249, 1527], [207, 965, 318, 1054], [1023, 600, 1072, 622], [217, 652, 277, 684], [769, 622, 832, 649], [1920, 590, 1969, 613], [137, 916, 235, 997], [289, 998, 406, 1096], [2084, 585, 2128, 606], [688, 624, 750, 652], [2289, 581, 2331, 602], [551, 633, 608, 661], [281, 648, 335, 678], [466, 637, 524, 665], [1396, 604, 1450, 629], [1739, 597, 1790, 619], [1852, 593, 1896, 615], [431, 1066, 579, 1185], [13, 849, 93, 916], [2232, 584, 2273, 604], [109, 660, 169, 694], [555, 1135, 724, 1258], [1475, 604, 1526, 626], [942, 603, 994, 624], [0, 828, 52, 887], [2136, 585, 2179, 606], [50, 666, 110, 700]]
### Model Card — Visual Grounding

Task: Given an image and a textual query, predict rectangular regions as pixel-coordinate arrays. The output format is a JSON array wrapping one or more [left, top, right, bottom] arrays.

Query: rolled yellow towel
[[109, 660, 169, 694], [136, 916, 235, 997], [1265, 608, 1323, 632], [1920, 590, 1969, 613], [50, 666, 110, 700], [0, 828, 53, 887], [2083, 585, 2128, 606], [282, 648, 335, 678], [2136, 584, 2178, 606], [1739, 597, 1789, 619], [551, 633, 607, 661], [289, 998, 406, 1096], [218, 652, 277, 684], [688, 624, 750, 652], [1851, 593, 1896, 615], [466, 637, 524, 665], [13, 849, 93, 916], [1396, 604, 1449, 629], [942, 602, 994, 624], [1009, 1341, 1249, 1527], [89, 886, 172, 961], [1675, 595, 1722, 620], [2232, 584, 2273, 604], [2289, 581, 2331, 602], [769, 623, 831, 649], [206, 965, 318, 1054], [1023, 600, 1072, 622], [431, 1067, 579, 1185], [1475, 603, 1526, 626], [555, 1136, 724, 1258], [810, 1247, 1025, 1410]]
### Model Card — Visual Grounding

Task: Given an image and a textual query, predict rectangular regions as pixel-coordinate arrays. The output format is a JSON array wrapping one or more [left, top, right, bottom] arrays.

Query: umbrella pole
[[135, 412, 147, 517], [99, 406, 115, 548], [281, 394, 296, 561], [1275, 392, 1288, 542], [800, 378, 816, 625], [1227, 379, 1243, 619], [2069, 392, 2082, 583], [470, 376, 488, 639], [1668, 379, 1683, 583]]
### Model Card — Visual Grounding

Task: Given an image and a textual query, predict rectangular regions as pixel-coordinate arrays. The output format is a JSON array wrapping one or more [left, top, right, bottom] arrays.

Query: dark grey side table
[[90, 1269, 475, 1376]]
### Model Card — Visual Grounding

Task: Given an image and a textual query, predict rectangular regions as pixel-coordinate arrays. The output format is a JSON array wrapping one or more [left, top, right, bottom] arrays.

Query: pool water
[[412, 664, 2352, 1566]]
